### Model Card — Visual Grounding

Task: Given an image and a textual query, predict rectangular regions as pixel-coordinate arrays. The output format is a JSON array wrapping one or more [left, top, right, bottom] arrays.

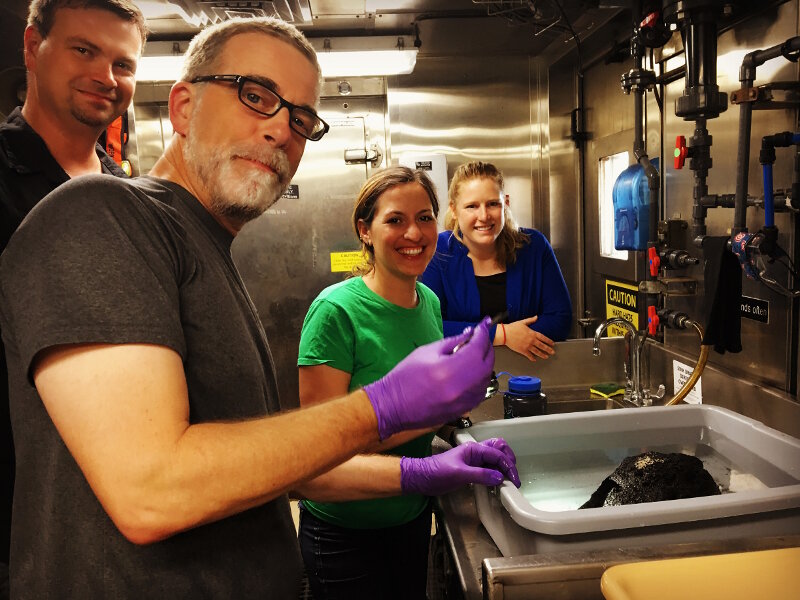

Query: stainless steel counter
[[432, 340, 800, 599], [434, 483, 800, 600]]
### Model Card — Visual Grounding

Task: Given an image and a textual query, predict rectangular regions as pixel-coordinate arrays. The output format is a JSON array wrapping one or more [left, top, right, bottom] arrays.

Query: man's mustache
[[232, 147, 291, 186]]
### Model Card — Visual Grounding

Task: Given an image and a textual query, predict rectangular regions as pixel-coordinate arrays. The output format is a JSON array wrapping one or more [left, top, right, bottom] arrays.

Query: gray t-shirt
[[0, 175, 301, 598]]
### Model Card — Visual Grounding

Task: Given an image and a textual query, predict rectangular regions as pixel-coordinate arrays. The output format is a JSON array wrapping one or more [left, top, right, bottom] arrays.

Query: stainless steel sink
[[469, 384, 626, 423], [546, 395, 624, 414], [545, 385, 628, 414]]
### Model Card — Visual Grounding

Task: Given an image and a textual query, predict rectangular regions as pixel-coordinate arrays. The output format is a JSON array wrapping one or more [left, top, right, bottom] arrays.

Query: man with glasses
[[0, 17, 517, 598], [189, 74, 330, 141]]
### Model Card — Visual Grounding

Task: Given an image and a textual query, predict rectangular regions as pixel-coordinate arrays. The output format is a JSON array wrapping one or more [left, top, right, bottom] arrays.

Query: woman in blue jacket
[[421, 161, 572, 360]]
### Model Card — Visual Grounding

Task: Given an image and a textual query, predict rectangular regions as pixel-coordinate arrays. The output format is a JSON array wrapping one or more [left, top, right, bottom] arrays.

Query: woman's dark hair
[[352, 166, 439, 275]]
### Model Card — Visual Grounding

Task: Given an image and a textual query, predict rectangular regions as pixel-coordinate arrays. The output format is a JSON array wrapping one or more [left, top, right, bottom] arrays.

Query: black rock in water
[[579, 451, 721, 509]]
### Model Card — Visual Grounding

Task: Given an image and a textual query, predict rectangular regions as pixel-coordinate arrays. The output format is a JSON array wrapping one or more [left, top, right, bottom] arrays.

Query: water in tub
[[514, 425, 795, 512]]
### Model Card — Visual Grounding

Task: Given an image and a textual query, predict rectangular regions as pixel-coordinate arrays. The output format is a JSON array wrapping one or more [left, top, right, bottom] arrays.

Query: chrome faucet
[[592, 317, 649, 407]]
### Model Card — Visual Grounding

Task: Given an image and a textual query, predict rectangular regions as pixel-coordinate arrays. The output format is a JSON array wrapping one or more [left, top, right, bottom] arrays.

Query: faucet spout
[[592, 317, 643, 406], [593, 317, 637, 353]]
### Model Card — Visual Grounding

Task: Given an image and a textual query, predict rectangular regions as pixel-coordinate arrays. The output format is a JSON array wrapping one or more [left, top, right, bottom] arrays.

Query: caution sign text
[[605, 279, 639, 336], [330, 251, 364, 273]]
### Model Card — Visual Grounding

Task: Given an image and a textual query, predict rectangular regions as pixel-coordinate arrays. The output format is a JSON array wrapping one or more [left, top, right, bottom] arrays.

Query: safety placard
[[673, 359, 702, 404], [605, 279, 639, 337], [741, 295, 769, 323], [330, 251, 363, 273]]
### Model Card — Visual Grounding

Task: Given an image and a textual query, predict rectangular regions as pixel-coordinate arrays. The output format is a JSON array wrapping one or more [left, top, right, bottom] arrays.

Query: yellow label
[[605, 279, 639, 336], [330, 251, 363, 273]]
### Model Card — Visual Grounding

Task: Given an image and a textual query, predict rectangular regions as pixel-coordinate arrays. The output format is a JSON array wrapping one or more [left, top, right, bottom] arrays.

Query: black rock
[[579, 451, 721, 509]]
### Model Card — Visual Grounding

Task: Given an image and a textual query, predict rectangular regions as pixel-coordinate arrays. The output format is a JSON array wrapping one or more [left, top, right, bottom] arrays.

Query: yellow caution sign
[[330, 251, 364, 273], [605, 279, 639, 336]]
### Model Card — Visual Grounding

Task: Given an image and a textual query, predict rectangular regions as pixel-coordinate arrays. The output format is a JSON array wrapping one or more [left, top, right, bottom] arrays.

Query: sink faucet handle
[[642, 383, 667, 406]]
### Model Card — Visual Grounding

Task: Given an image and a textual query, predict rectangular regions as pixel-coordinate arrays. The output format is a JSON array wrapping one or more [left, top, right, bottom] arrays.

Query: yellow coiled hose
[[666, 320, 711, 406]]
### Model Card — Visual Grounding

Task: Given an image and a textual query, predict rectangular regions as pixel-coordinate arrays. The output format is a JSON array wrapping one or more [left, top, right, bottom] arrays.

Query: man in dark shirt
[[0, 15, 514, 599], [0, 1, 146, 595]]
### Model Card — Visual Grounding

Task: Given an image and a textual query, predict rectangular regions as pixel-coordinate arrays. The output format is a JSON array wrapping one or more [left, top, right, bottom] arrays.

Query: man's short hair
[[27, 0, 148, 47], [180, 17, 321, 96]]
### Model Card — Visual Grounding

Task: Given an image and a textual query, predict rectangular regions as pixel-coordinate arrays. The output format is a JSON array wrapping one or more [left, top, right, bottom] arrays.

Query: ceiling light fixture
[[135, 41, 189, 82], [309, 36, 419, 78], [135, 35, 419, 83]]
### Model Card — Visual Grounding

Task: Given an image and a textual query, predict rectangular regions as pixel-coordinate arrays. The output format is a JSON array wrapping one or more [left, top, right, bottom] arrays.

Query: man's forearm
[[34, 323, 495, 545], [291, 454, 402, 502], [128, 391, 378, 542]]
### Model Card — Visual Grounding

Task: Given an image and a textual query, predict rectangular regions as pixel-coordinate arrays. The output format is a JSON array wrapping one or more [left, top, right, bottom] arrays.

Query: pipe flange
[[621, 68, 656, 93], [662, 0, 720, 23], [675, 89, 728, 119]]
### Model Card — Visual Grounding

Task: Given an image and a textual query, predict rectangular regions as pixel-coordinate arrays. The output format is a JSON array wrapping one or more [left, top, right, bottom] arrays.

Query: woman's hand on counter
[[503, 317, 555, 361]]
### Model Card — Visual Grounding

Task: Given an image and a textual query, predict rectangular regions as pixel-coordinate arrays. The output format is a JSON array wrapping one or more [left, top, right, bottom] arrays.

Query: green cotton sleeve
[[297, 298, 355, 375]]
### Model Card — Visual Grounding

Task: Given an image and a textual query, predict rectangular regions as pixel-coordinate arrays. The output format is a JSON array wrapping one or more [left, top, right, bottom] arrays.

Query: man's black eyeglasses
[[191, 74, 330, 141]]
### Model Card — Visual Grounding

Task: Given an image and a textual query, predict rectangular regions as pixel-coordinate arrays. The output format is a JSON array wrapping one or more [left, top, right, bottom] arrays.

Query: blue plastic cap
[[508, 376, 541, 393]]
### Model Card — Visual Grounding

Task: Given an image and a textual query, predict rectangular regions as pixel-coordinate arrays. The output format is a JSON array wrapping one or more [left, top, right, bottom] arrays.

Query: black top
[[475, 271, 508, 319], [0, 175, 299, 598], [0, 107, 126, 566]]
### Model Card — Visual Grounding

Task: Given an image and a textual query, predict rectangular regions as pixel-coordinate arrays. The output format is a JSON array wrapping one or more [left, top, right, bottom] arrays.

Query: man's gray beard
[[185, 134, 291, 224]]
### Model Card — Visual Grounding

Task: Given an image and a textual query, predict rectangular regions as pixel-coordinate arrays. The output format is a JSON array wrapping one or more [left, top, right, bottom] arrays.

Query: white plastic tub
[[454, 405, 800, 556]]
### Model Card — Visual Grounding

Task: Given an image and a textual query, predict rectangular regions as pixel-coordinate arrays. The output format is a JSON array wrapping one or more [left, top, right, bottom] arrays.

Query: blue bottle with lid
[[503, 375, 547, 418]]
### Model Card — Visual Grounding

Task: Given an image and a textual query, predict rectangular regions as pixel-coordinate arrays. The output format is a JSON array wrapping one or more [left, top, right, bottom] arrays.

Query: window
[[598, 152, 630, 260]]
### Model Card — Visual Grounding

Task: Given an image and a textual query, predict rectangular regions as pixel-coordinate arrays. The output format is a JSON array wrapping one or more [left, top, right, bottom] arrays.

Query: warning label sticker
[[673, 359, 702, 404], [330, 251, 363, 273], [605, 279, 639, 337]]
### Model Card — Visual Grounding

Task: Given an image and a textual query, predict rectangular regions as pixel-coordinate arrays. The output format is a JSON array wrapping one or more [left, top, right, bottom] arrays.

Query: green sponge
[[590, 382, 625, 398]]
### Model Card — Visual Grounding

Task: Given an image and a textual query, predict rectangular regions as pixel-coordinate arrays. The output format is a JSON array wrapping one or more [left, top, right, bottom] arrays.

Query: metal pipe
[[633, 92, 660, 243], [734, 37, 800, 235], [691, 118, 709, 237], [666, 320, 711, 406], [763, 164, 774, 228], [734, 99, 753, 234], [628, 32, 660, 338]]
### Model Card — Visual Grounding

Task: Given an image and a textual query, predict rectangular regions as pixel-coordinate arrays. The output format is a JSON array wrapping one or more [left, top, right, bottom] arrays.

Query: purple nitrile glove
[[399, 437, 521, 497], [364, 317, 494, 440]]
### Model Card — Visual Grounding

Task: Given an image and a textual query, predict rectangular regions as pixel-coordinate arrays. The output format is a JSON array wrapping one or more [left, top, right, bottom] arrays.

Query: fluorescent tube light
[[136, 55, 186, 82], [136, 36, 418, 82], [310, 36, 418, 78]]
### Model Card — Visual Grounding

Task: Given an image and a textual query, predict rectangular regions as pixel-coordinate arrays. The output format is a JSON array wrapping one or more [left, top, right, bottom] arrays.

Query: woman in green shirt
[[297, 166, 446, 598]]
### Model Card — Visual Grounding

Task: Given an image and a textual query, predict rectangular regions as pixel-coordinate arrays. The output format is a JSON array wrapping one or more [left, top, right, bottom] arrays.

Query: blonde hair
[[448, 161, 529, 267], [351, 166, 439, 276]]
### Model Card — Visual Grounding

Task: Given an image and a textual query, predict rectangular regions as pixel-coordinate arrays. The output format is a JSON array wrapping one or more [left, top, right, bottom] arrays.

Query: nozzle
[[657, 309, 691, 329], [659, 248, 700, 269]]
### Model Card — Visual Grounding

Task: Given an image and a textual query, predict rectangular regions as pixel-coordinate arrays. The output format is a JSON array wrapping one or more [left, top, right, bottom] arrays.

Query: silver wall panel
[[548, 55, 584, 339], [662, 0, 799, 390], [387, 54, 582, 338], [131, 82, 176, 176], [388, 55, 534, 228]]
